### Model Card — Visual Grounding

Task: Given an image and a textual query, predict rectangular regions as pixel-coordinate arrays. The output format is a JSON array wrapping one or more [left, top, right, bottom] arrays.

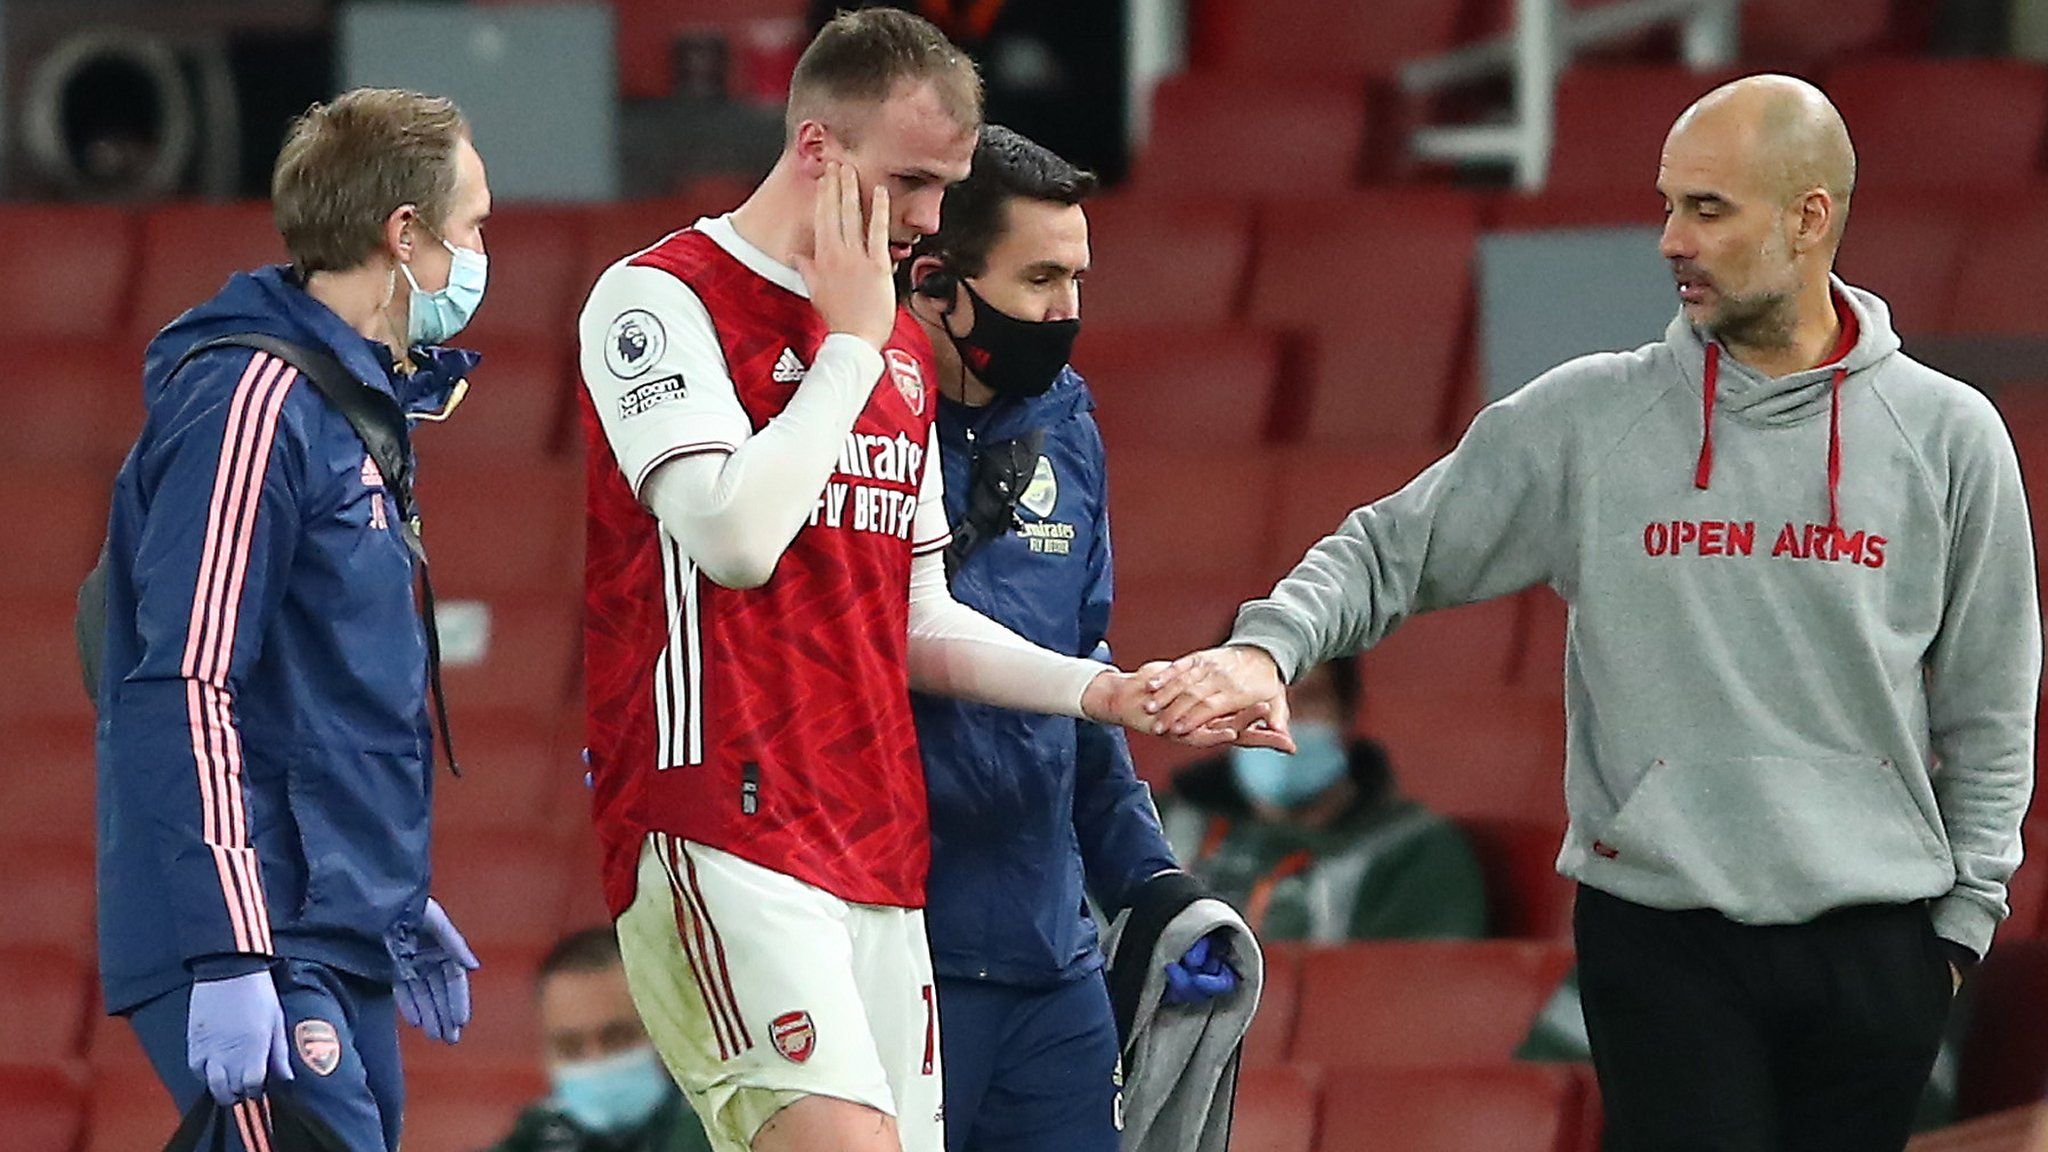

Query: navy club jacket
[[95, 265, 475, 1013], [913, 367, 1179, 988]]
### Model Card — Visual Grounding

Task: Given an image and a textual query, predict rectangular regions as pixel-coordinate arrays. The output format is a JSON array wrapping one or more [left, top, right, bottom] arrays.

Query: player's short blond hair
[[272, 87, 470, 274], [785, 8, 981, 144]]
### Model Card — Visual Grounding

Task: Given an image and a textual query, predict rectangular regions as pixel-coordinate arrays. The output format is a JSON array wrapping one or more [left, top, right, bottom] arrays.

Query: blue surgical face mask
[[399, 227, 487, 346], [1229, 719, 1349, 809], [550, 1044, 671, 1134]]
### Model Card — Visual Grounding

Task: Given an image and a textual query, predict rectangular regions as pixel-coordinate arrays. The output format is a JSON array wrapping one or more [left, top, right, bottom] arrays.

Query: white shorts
[[615, 833, 943, 1152]]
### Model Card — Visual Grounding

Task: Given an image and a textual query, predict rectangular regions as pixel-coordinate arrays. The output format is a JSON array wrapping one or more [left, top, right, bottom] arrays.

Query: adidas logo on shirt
[[773, 348, 808, 383]]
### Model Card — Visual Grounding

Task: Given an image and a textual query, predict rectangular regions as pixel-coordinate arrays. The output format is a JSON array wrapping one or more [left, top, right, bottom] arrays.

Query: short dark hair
[[787, 7, 981, 142], [911, 125, 1097, 280], [538, 927, 622, 982]]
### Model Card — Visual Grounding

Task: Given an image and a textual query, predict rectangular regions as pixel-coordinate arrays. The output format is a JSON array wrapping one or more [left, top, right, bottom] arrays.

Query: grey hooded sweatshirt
[[1232, 280, 2039, 958]]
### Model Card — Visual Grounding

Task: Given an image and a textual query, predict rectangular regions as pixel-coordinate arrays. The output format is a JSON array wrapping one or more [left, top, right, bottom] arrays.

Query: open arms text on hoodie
[[1231, 280, 2039, 959]]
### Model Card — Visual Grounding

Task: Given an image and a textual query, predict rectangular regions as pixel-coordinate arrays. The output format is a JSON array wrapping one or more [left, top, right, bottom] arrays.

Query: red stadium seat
[[0, 719, 97, 848], [1107, 448, 1282, 586], [6, 473, 112, 597], [1269, 447, 1445, 566], [0, 204, 138, 338], [1459, 817, 1574, 939], [84, 1071, 184, 1152], [1135, 77, 1368, 198], [1739, 0, 1896, 66], [462, 209, 591, 346], [2008, 822, 2047, 941], [87, 1012, 157, 1076], [0, 339, 146, 471], [1080, 197, 1256, 328], [401, 1064, 551, 1152], [433, 834, 577, 953], [1489, 187, 1666, 232], [1947, 190, 2048, 336], [1080, 325, 1283, 452], [419, 461, 581, 597], [1249, 192, 1483, 446], [1291, 940, 1572, 1067], [438, 600, 579, 732], [1827, 190, 1970, 337], [433, 711, 579, 833], [581, 189, 749, 295], [1547, 66, 1740, 193], [131, 203, 287, 339], [606, 0, 808, 101], [1318, 1063, 1583, 1152], [1191, 0, 1466, 83], [1829, 59, 2048, 193], [1957, 939, 2048, 1118], [418, 336, 575, 464], [1230, 1063, 1319, 1152], [1364, 689, 1566, 825], [0, 843, 96, 963], [0, 598, 99, 727], [1242, 942, 1301, 1067], [0, 949, 92, 1061], [0, 1061, 89, 1152]]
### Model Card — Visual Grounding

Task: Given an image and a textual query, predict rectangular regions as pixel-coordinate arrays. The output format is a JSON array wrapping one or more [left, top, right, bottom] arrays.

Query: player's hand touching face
[[795, 161, 896, 350], [819, 80, 975, 263]]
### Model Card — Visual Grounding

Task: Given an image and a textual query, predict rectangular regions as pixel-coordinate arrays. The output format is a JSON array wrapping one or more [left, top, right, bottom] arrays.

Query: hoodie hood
[[1670, 277, 1901, 531], [144, 265, 478, 417], [1667, 276, 1902, 427]]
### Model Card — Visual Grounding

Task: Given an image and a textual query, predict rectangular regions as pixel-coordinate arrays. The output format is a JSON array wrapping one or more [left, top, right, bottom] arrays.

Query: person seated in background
[[1161, 652, 1488, 942], [486, 929, 711, 1152]]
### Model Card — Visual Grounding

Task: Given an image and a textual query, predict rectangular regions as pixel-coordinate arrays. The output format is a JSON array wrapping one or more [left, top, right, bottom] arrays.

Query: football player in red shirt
[[578, 12, 1277, 1152]]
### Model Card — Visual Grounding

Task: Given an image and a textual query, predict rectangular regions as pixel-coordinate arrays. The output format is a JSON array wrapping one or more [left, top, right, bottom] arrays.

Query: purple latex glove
[[388, 898, 480, 1043], [1162, 931, 1240, 1006], [187, 970, 293, 1104]]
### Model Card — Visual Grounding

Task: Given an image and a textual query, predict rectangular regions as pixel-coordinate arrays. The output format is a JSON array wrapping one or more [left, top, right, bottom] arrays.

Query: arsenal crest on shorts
[[771, 1010, 816, 1063], [884, 348, 925, 415], [295, 1019, 342, 1076]]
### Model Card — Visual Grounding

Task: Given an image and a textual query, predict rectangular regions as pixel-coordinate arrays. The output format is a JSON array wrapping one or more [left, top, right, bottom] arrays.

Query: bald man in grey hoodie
[[1145, 74, 2040, 1152]]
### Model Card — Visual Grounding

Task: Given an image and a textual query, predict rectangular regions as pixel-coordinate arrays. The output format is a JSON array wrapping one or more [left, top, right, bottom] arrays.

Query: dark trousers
[[128, 960, 403, 1152], [1575, 884, 1954, 1152], [936, 972, 1123, 1152]]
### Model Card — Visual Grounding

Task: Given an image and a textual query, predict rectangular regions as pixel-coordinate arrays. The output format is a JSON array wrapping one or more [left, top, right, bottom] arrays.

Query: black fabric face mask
[[944, 279, 1080, 399]]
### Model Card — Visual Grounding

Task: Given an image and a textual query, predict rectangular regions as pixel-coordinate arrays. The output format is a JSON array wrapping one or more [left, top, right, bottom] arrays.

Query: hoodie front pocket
[[1599, 755, 1952, 922]]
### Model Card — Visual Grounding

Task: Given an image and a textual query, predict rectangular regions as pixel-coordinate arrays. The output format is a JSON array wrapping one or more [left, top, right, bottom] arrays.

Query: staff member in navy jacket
[[97, 88, 490, 1151], [901, 126, 1239, 1152]]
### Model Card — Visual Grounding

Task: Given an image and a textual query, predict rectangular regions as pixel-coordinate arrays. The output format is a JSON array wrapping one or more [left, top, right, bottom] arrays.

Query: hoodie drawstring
[[1695, 343, 1719, 491], [1826, 365, 1844, 533], [1694, 341, 1849, 534]]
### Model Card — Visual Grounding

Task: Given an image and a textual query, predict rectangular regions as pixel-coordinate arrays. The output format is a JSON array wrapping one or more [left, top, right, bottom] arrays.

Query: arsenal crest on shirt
[[884, 348, 925, 416], [771, 1009, 817, 1063]]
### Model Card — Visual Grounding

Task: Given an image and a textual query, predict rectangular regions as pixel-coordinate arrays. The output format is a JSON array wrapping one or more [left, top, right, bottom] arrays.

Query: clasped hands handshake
[[1081, 644, 1292, 752]]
